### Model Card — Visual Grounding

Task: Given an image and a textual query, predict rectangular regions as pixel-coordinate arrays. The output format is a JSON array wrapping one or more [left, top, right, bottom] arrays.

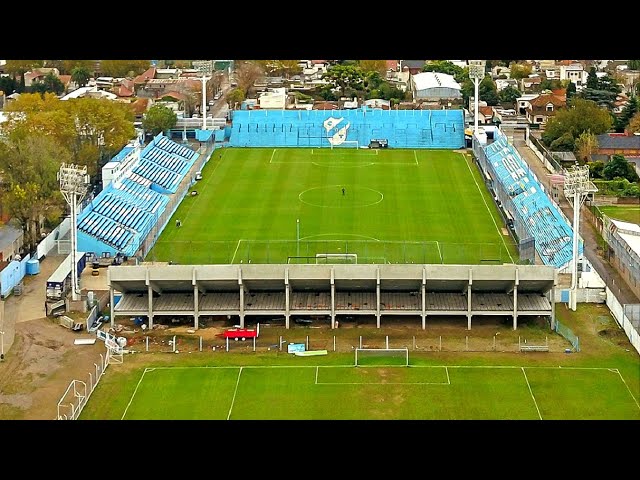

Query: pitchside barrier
[[148, 239, 515, 265], [95, 327, 570, 355]]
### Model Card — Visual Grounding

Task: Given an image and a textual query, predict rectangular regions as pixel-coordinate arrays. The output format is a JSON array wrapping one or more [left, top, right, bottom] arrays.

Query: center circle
[[299, 185, 383, 208]]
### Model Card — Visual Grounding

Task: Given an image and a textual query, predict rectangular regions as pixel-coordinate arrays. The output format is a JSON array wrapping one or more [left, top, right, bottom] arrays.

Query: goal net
[[316, 253, 358, 264], [355, 348, 409, 367]]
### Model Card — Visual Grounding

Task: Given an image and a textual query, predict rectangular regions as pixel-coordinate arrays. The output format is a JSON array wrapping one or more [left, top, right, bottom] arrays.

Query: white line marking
[[461, 153, 514, 263], [614, 368, 640, 410], [445, 366, 450, 385], [230, 239, 243, 264], [315, 366, 319, 384], [180, 149, 225, 224], [436, 241, 442, 264], [227, 367, 243, 420], [414, 150, 418, 165], [269, 149, 276, 163], [299, 233, 382, 242], [121, 368, 151, 420], [521, 367, 543, 420]]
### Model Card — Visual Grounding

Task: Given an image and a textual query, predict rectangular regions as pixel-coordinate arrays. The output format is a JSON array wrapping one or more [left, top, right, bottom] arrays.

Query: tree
[[587, 161, 605, 179], [628, 111, 640, 134], [0, 75, 18, 96], [586, 66, 599, 89], [142, 104, 178, 136], [498, 85, 521, 105], [3, 60, 44, 88], [574, 130, 598, 162], [542, 98, 613, 150], [322, 64, 364, 97], [613, 96, 638, 132], [30, 71, 65, 95], [566, 81, 577, 101], [358, 60, 387, 76], [226, 88, 245, 109], [509, 62, 532, 80], [479, 75, 499, 106], [423, 60, 466, 84], [628, 60, 640, 70], [99, 60, 150, 78], [61, 60, 94, 75], [233, 61, 265, 95], [71, 66, 92, 88], [603, 154, 640, 182], [0, 136, 69, 251]]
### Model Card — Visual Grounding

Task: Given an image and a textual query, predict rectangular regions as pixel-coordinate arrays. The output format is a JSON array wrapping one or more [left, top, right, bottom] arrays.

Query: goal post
[[316, 253, 358, 264], [355, 348, 409, 367]]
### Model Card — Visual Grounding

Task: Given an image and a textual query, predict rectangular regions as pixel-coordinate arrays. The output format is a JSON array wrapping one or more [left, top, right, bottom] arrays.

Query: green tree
[[549, 132, 575, 152], [479, 75, 499, 106], [61, 60, 94, 75], [142, 104, 178, 136], [587, 161, 605, 179], [3, 60, 43, 89], [422, 61, 465, 81], [542, 98, 612, 150], [586, 66, 599, 89], [322, 64, 364, 97], [613, 96, 638, 132], [0, 75, 18, 96], [30, 71, 65, 95], [498, 85, 521, 105], [540, 79, 564, 91], [71, 66, 92, 88], [226, 88, 245, 109], [566, 81, 577, 101], [628, 60, 640, 70], [603, 154, 640, 182]]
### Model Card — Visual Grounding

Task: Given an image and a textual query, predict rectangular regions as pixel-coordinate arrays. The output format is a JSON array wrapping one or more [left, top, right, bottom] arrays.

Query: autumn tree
[[358, 60, 387, 76], [542, 98, 613, 151], [30, 71, 65, 95], [628, 111, 640, 134], [99, 60, 151, 78], [509, 62, 532, 79], [574, 130, 598, 162], [233, 61, 265, 94], [0, 136, 69, 250]]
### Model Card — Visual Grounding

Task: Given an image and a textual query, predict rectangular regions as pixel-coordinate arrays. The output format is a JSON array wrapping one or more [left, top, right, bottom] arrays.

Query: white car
[[195, 171, 202, 181]]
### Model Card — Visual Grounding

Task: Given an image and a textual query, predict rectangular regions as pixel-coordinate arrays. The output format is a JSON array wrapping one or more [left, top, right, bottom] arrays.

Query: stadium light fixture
[[193, 60, 213, 131], [468, 60, 486, 134], [563, 164, 598, 311], [58, 164, 90, 301]]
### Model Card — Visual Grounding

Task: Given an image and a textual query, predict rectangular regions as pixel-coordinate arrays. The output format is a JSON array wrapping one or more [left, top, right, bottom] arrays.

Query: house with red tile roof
[[525, 92, 567, 127]]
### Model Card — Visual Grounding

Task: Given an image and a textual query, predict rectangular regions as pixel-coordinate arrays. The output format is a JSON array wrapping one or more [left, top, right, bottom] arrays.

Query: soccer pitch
[[147, 148, 519, 265], [83, 363, 640, 420]]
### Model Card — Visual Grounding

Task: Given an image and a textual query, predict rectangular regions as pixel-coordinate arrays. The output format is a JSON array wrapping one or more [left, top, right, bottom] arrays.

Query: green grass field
[[147, 148, 518, 264], [81, 361, 639, 420], [597, 205, 640, 224]]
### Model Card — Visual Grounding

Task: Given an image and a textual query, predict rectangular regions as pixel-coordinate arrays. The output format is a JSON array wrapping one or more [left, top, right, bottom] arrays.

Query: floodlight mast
[[468, 60, 486, 134], [563, 164, 598, 311], [59, 164, 90, 301], [193, 60, 213, 131]]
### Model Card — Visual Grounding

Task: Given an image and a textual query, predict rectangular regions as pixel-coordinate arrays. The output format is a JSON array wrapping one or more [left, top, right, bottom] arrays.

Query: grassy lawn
[[596, 205, 640, 224]]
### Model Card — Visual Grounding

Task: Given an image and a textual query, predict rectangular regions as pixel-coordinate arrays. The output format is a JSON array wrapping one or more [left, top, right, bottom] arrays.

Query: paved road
[[508, 128, 639, 305]]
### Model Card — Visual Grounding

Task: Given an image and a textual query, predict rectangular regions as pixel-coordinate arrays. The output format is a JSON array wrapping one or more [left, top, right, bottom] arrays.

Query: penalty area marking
[[299, 233, 382, 242], [121, 368, 152, 420], [227, 367, 243, 420]]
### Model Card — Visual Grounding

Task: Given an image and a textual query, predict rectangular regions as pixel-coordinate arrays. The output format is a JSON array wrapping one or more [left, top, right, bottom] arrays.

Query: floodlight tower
[[468, 60, 486, 133], [563, 164, 598, 311], [193, 60, 213, 131], [58, 164, 90, 301]]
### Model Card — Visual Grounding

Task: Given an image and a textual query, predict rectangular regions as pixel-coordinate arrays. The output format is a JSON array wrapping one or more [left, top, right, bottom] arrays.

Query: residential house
[[559, 62, 588, 89], [495, 78, 518, 92], [595, 133, 640, 158], [118, 79, 135, 98], [516, 94, 541, 115], [525, 92, 566, 127], [520, 75, 542, 93], [257, 88, 287, 109], [24, 67, 60, 87], [133, 66, 157, 94]]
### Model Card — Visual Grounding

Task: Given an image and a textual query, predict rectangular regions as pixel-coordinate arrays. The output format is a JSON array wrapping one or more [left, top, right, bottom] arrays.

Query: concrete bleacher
[[229, 107, 465, 149], [77, 134, 195, 257], [483, 132, 579, 269]]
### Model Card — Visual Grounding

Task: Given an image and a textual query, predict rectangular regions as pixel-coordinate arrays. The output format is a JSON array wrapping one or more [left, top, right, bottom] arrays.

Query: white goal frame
[[315, 253, 358, 264], [355, 347, 409, 367], [331, 140, 360, 149]]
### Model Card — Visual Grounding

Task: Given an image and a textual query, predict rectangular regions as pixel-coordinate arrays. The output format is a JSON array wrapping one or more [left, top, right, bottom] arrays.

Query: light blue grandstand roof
[[111, 145, 136, 163]]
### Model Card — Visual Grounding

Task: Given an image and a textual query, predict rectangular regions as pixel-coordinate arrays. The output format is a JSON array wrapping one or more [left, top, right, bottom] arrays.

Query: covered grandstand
[[76, 134, 200, 258], [474, 129, 580, 269], [228, 107, 465, 149]]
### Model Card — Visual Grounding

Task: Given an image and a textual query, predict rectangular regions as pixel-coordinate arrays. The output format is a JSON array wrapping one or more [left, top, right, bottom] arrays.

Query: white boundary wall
[[606, 287, 640, 355]]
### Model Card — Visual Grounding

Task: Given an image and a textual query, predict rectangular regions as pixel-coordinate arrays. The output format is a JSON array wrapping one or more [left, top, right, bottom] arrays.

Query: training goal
[[355, 348, 409, 367], [315, 253, 358, 264]]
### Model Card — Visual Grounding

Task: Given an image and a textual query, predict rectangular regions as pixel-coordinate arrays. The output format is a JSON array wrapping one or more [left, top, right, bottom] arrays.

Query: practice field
[[147, 148, 519, 264], [83, 363, 640, 420], [596, 205, 640, 224]]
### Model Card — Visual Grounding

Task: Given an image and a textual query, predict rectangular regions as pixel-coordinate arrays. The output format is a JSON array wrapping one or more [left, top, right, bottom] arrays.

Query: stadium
[[57, 98, 640, 422], [72, 106, 575, 332]]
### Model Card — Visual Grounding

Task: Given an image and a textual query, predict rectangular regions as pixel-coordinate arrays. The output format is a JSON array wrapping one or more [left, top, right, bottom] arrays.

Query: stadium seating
[[228, 107, 465, 149], [483, 132, 579, 268]]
